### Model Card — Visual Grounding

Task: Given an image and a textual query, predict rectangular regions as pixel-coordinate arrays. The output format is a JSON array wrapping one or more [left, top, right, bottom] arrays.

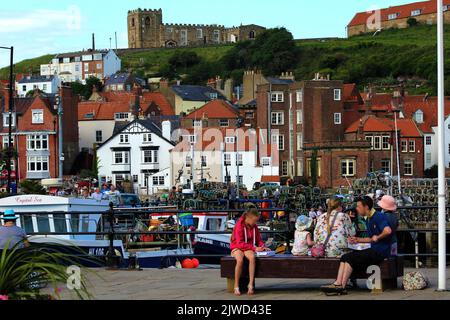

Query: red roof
[[78, 92, 174, 121], [345, 114, 422, 137], [185, 100, 239, 119], [348, 0, 450, 27]]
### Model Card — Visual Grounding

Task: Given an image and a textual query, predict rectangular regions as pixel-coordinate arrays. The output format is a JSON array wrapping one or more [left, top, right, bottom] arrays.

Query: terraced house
[[347, 0, 450, 37]]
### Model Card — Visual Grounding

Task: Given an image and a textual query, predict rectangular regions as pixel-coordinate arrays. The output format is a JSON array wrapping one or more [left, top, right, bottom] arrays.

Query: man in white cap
[[0, 209, 30, 250]]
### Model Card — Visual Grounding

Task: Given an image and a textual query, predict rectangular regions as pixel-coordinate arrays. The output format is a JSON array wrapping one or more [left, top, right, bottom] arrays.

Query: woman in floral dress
[[314, 198, 355, 258]]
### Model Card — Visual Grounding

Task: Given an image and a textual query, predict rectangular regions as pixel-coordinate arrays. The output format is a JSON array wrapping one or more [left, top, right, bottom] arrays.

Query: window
[[22, 85, 26, 92], [193, 120, 202, 127], [296, 110, 303, 124], [143, 150, 158, 163], [426, 136, 432, 145], [152, 176, 165, 186], [374, 136, 382, 150], [84, 63, 89, 72], [272, 134, 284, 150], [186, 155, 192, 167], [281, 161, 289, 176], [196, 28, 203, 39], [114, 151, 129, 164], [261, 157, 271, 167], [95, 130, 102, 143], [225, 136, 235, 144], [341, 159, 356, 177], [3, 113, 15, 127], [409, 140, 415, 153], [414, 110, 424, 123], [306, 158, 322, 177], [145, 17, 151, 25], [333, 89, 342, 101], [42, 84, 47, 91], [401, 140, 408, 153], [213, 30, 220, 42], [296, 90, 303, 103], [248, 30, 256, 39], [448, 143, 450, 155], [334, 113, 342, 125], [236, 154, 243, 166], [365, 136, 373, 149], [96, 63, 102, 70], [219, 119, 229, 127], [404, 160, 413, 176], [115, 113, 129, 120], [271, 112, 284, 125], [426, 153, 432, 165], [411, 9, 421, 16], [201, 155, 207, 167], [143, 133, 152, 143], [209, 92, 218, 100], [27, 135, 48, 150], [224, 154, 231, 166], [119, 134, 129, 144], [2, 136, 14, 148], [297, 133, 303, 151], [27, 156, 49, 172], [381, 160, 391, 173], [206, 218, 222, 231], [388, 13, 398, 20], [297, 159, 304, 177], [271, 92, 284, 103], [382, 136, 391, 150]]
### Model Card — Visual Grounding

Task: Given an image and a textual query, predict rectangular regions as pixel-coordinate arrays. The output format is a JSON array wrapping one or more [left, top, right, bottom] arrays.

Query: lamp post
[[235, 118, 244, 199], [436, 0, 447, 292], [1, 46, 14, 194]]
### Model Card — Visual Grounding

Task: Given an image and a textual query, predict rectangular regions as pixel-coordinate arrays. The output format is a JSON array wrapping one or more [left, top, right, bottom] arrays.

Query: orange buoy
[[182, 259, 195, 269], [191, 258, 200, 268]]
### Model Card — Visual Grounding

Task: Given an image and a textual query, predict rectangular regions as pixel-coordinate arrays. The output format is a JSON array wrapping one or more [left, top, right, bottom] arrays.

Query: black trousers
[[340, 249, 385, 272]]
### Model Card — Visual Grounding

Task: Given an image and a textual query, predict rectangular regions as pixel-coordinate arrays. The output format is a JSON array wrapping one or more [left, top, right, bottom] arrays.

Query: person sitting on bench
[[230, 207, 269, 296], [321, 196, 393, 294]]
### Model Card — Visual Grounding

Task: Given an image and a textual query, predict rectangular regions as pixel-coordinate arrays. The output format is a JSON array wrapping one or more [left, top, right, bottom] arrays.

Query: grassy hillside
[[2, 24, 450, 94]]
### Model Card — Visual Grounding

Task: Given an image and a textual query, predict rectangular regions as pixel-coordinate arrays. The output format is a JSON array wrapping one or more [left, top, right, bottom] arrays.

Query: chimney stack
[[92, 33, 96, 51]]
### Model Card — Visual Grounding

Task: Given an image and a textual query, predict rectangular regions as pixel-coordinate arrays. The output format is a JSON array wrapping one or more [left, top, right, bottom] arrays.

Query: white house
[[171, 128, 279, 189], [97, 119, 175, 196], [16, 75, 60, 97], [41, 50, 121, 84]]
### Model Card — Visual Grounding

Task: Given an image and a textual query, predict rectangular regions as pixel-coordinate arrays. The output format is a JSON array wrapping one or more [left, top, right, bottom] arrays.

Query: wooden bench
[[221, 255, 404, 293]]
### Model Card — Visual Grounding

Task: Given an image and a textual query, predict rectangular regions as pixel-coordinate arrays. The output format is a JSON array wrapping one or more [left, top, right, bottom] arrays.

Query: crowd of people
[[230, 193, 399, 296]]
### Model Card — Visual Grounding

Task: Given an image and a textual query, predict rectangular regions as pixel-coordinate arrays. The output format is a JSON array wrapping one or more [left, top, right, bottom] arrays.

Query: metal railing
[[15, 204, 450, 268]]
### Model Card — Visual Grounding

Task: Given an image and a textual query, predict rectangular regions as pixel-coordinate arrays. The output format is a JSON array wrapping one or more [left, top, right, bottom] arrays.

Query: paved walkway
[[58, 267, 450, 300]]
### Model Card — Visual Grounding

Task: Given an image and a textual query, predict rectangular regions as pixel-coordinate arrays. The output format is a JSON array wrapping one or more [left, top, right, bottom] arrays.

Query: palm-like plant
[[0, 241, 95, 300]]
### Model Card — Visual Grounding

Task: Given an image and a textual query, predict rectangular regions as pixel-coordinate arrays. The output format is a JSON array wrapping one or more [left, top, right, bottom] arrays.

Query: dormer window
[[414, 110, 424, 124], [209, 92, 218, 100], [388, 13, 399, 20], [411, 9, 421, 17]]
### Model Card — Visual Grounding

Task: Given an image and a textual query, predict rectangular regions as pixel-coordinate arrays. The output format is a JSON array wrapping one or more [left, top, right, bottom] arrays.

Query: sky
[[0, 0, 420, 67]]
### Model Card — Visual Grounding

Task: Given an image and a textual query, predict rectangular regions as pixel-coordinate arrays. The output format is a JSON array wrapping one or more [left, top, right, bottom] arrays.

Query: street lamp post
[[436, 0, 447, 292], [1, 46, 14, 194]]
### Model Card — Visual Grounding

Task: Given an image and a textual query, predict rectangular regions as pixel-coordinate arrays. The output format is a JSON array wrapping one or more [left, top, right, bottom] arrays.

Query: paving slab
[[54, 267, 450, 300]]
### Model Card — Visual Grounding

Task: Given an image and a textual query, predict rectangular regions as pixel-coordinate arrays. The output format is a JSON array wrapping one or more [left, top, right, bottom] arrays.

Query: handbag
[[311, 212, 339, 258]]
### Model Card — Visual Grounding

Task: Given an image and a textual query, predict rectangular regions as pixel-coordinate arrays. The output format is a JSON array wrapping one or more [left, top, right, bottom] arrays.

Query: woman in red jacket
[[230, 208, 269, 296]]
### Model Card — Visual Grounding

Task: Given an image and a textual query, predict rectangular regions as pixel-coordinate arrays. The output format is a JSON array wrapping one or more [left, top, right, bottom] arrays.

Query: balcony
[[111, 164, 131, 173], [140, 163, 160, 171], [27, 171, 50, 180]]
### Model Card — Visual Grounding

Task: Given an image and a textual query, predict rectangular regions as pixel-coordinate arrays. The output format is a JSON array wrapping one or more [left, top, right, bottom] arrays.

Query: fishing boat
[[0, 195, 192, 269]]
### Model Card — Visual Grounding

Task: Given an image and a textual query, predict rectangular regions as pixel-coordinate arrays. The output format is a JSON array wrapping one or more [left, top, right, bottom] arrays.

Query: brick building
[[347, 0, 450, 37], [127, 8, 265, 48], [0, 87, 79, 181], [181, 99, 240, 129]]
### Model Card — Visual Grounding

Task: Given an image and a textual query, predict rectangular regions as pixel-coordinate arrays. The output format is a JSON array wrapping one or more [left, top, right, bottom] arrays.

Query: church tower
[[128, 8, 163, 49]]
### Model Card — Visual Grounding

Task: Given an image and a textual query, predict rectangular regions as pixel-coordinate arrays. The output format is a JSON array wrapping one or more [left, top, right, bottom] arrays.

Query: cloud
[[0, 6, 83, 67], [0, 5, 81, 34]]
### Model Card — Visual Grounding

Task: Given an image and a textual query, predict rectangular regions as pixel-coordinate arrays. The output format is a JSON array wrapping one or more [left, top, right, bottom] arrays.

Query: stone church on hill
[[127, 8, 266, 49]]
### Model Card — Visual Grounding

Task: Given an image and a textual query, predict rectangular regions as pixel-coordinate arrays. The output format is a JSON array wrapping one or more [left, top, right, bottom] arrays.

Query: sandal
[[234, 288, 241, 296], [247, 285, 255, 296], [320, 283, 342, 290]]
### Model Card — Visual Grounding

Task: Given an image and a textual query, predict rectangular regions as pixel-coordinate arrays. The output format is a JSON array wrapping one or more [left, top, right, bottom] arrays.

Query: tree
[[70, 76, 103, 100], [19, 180, 46, 195]]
